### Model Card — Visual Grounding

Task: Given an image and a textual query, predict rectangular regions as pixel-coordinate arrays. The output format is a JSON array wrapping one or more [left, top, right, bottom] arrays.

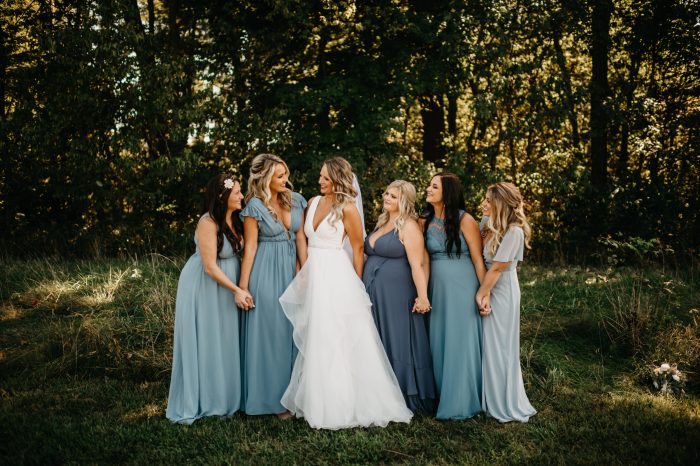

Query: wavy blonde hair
[[374, 180, 417, 238], [245, 153, 292, 218], [323, 157, 357, 225], [484, 182, 532, 257]]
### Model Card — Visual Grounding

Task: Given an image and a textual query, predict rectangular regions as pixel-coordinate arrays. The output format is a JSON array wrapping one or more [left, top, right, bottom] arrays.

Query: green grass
[[1, 257, 699, 464]]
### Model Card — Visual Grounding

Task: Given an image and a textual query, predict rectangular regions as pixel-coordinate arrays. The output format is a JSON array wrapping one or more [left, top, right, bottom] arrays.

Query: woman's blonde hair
[[374, 180, 417, 238], [484, 182, 531, 256], [245, 153, 292, 217], [323, 157, 357, 225]]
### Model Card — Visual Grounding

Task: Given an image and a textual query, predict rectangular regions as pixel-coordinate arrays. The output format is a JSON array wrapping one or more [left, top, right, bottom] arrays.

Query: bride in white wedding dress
[[279, 157, 413, 429]]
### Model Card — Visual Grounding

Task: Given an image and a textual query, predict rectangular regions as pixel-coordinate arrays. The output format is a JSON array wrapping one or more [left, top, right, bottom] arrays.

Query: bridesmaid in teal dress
[[422, 172, 487, 420], [477, 182, 536, 423], [238, 154, 308, 417], [166, 174, 253, 424]]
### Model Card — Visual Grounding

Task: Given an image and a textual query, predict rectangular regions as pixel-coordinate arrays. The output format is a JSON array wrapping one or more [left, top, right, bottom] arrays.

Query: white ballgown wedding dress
[[279, 196, 413, 429]]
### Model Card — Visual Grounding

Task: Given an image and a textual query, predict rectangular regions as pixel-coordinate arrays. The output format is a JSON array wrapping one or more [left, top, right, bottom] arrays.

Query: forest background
[[2, 2, 700, 464], [2, 0, 698, 263]]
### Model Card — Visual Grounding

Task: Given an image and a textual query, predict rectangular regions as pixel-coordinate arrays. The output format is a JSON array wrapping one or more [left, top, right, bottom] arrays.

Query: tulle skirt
[[279, 247, 413, 429]]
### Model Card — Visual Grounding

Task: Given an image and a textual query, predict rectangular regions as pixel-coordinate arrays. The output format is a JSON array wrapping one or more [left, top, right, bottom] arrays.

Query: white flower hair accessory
[[223, 178, 234, 190]]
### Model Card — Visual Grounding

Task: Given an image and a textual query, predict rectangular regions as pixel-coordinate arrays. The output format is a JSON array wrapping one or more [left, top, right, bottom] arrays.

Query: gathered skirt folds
[[428, 255, 483, 420], [279, 247, 413, 429], [166, 254, 242, 424], [481, 270, 536, 422]]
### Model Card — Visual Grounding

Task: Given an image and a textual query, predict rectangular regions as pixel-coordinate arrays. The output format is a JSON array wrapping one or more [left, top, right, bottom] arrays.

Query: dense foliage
[[2, 0, 698, 260]]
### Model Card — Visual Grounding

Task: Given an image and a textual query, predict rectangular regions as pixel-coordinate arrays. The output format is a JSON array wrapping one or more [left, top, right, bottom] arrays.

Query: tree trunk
[[552, 24, 580, 149], [590, 0, 612, 190], [148, 0, 155, 34], [617, 58, 640, 178], [0, 25, 6, 121], [317, 31, 331, 133], [447, 93, 458, 137], [124, 0, 167, 159], [420, 95, 445, 165]]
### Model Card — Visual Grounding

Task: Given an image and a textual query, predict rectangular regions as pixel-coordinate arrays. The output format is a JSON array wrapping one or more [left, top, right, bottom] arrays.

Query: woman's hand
[[476, 291, 491, 317], [413, 296, 432, 314], [235, 289, 255, 311]]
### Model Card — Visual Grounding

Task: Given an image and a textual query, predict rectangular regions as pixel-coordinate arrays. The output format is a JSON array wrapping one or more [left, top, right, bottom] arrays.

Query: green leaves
[[1, 0, 697, 259]]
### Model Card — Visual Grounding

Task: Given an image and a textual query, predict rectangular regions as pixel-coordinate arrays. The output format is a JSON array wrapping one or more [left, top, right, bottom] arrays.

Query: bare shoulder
[[342, 202, 359, 217], [197, 214, 217, 230], [402, 218, 423, 241], [460, 212, 477, 227]]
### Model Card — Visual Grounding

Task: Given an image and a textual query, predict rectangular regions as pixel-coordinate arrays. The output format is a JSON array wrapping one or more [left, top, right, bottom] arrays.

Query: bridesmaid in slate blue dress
[[422, 172, 487, 420], [476, 182, 536, 423], [238, 154, 307, 418], [166, 174, 253, 424], [363, 180, 436, 414]]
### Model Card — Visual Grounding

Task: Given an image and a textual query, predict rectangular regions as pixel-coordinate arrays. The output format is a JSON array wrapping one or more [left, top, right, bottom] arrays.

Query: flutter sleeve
[[239, 197, 266, 223], [292, 192, 308, 210], [493, 226, 524, 263], [479, 215, 489, 232]]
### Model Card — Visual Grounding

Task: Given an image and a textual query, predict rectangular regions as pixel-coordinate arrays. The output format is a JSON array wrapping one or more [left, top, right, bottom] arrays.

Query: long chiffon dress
[[166, 214, 242, 424], [426, 213, 483, 419], [481, 225, 536, 422], [363, 230, 437, 414], [239, 192, 306, 415]]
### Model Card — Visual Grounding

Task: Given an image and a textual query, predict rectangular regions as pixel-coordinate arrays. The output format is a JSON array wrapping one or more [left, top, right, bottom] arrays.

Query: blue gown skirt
[[166, 253, 242, 424], [428, 253, 482, 419]]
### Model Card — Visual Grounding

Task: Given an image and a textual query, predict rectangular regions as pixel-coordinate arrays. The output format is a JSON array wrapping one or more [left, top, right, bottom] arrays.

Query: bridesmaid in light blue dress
[[477, 182, 536, 423], [238, 154, 307, 417], [423, 172, 487, 420], [167, 175, 253, 424]]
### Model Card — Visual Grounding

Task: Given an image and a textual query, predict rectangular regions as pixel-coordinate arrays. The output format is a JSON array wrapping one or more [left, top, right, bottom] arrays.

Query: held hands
[[476, 291, 491, 317], [235, 289, 255, 311], [412, 296, 432, 314]]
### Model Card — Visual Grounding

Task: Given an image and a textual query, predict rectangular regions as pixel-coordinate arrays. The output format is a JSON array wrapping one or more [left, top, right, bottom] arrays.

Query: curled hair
[[374, 180, 417, 239], [322, 157, 357, 226], [202, 174, 244, 256], [422, 172, 466, 258], [245, 153, 292, 218], [483, 182, 532, 257]]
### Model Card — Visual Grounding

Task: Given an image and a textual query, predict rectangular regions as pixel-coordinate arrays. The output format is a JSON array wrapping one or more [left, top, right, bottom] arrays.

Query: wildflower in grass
[[651, 363, 685, 396], [131, 268, 142, 279]]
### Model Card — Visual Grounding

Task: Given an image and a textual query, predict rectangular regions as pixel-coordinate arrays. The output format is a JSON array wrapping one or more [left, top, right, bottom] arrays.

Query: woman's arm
[[403, 220, 431, 313], [197, 218, 253, 309], [461, 214, 487, 284], [417, 218, 430, 283], [343, 204, 365, 278], [238, 216, 259, 309], [296, 209, 308, 268], [475, 260, 512, 316]]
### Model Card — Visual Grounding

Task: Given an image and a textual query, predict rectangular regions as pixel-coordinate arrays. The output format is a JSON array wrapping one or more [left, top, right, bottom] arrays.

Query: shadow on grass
[[1, 375, 698, 465]]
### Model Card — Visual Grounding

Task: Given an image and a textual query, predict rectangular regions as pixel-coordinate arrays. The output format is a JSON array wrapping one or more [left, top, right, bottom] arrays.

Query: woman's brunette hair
[[202, 173, 244, 256], [422, 172, 466, 258]]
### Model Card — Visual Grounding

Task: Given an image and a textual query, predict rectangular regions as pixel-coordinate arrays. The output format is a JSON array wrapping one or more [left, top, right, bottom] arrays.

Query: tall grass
[[0, 255, 182, 380], [1, 258, 699, 464]]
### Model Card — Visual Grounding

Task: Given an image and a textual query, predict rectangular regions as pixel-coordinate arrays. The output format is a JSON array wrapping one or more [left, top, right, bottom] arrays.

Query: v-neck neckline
[[310, 196, 332, 233], [270, 201, 292, 237], [368, 228, 394, 250]]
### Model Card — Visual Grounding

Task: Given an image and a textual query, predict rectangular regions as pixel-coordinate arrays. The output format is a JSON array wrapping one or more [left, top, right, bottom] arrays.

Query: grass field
[[1, 257, 699, 464]]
